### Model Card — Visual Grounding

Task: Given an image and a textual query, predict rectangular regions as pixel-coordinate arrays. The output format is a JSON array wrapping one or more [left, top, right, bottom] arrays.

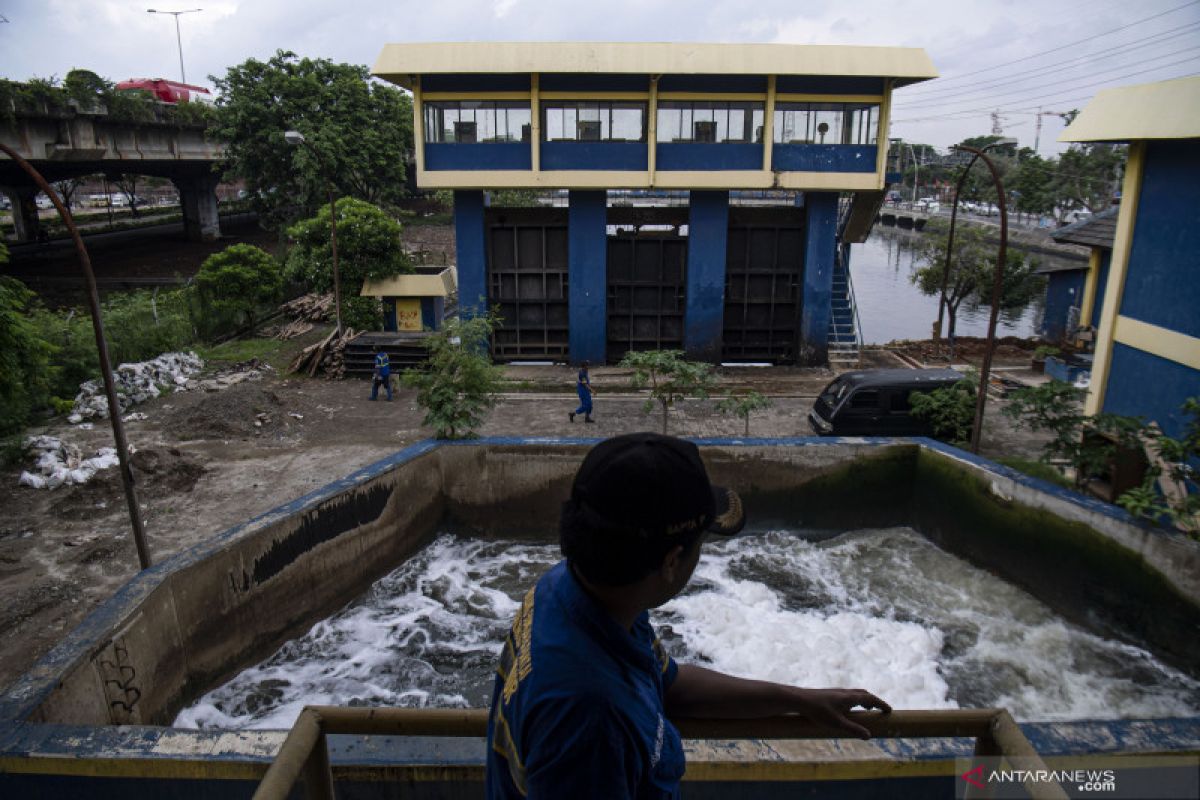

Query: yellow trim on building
[[763, 76, 777, 171], [1113, 316, 1200, 370], [648, 76, 659, 180], [540, 91, 649, 101], [657, 92, 767, 101], [421, 92, 532, 101], [412, 76, 426, 176], [0, 756, 267, 781], [361, 271, 454, 298], [530, 74, 541, 172], [1079, 249, 1101, 329], [1059, 75, 1200, 142], [775, 93, 884, 103], [415, 166, 884, 191], [873, 80, 892, 176], [776, 171, 882, 191], [373, 42, 938, 90], [1086, 141, 1145, 417]]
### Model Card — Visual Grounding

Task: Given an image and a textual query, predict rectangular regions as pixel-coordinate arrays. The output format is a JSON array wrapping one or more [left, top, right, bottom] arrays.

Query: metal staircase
[[828, 242, 863, 370]]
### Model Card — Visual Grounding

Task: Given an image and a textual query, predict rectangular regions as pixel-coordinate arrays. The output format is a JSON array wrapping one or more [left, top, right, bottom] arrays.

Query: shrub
[[619, 350, 715, 435], [909, 370, 977, 447], [0, 276, 54, 435], [716, 390, 773, 436], [194, 244, 282, 334], [402, 312, 503, 439]]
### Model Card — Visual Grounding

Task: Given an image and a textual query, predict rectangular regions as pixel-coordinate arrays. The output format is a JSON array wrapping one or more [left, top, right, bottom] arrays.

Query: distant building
[[372, 42, 936, 366], [1058, 75, 1200, 439], [1041, 206, 1118, 344]]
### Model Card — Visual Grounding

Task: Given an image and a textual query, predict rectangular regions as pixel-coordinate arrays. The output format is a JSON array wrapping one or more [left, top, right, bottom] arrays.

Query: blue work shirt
[[486, 560, 685, 799], [374, 352, 390, 377]]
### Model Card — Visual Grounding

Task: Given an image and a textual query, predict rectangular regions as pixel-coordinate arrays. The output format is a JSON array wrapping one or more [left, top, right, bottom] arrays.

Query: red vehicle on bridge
[[115, 79, 214, 105]]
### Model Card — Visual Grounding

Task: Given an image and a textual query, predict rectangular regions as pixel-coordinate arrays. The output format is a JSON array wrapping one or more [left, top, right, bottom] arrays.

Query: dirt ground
[[0, 338, 1051, 691]]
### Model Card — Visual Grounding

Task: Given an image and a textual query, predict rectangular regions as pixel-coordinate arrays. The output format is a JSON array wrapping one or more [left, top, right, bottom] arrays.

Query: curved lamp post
[[0, 143, 152, 569], [937, 143, 1010, 454], [284, 131, 343, 338]]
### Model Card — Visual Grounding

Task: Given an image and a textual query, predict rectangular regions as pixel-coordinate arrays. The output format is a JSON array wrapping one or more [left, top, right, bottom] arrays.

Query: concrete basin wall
[[3, 437, 1198, 735]]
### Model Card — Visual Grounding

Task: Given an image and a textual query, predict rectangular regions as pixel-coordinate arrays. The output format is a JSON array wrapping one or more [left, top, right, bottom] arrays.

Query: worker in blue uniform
[[369, 346, 392, 401], [486, 432, 891, 799], [569, 360, 594, 423]]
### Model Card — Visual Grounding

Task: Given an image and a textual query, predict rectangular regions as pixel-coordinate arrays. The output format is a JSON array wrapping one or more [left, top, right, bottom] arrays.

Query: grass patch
[[195, 336, 295, 372], [995, 456, 1073, 489]]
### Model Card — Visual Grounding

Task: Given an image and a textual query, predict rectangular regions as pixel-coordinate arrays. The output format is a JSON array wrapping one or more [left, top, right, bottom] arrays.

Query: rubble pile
[[275, 294, 334, 340], [192, 359, 273, 392], [69, 352, 204, 423], [18, 436, 121, 490]]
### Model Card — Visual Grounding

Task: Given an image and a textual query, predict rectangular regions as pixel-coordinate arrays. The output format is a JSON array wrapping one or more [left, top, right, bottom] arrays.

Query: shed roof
[[373, 42, 937, 90], [1059, 76, 1200, 142], [361, 268, 456, 298], [1049, 206, 1119, 252]]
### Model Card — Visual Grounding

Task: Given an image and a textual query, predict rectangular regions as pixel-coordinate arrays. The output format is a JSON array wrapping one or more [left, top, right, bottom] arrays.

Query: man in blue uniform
[[569, 360, 594, 423], [369, 346, 392, 401], [486, 433, 891, 798]]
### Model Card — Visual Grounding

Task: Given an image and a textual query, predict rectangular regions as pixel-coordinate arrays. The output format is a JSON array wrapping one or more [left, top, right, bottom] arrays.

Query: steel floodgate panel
[[606, 231, 688, 362], [722, 208, 806, 363], [486, 209, 570, 361]]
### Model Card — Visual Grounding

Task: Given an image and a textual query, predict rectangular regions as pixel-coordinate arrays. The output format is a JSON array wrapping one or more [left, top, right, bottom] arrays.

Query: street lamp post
[[284, 131, 343, 338], [0, 142, 152, 570], [146, 8, 203, 84]]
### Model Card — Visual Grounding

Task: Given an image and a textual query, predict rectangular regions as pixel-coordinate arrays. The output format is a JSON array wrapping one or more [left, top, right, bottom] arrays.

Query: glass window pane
[[612, 105, 643, 141], [657, 105, 682, 142]]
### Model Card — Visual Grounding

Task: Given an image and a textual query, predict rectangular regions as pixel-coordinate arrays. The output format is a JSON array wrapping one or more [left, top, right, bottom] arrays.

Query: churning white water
[[173, 529, 1200, 730]]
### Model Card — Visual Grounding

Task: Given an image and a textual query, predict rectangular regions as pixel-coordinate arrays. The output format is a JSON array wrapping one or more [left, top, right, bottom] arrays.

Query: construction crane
[[1007, 108, 1074, 154]]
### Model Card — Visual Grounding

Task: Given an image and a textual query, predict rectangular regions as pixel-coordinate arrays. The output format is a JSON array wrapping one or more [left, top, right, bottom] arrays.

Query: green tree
[[619, 350, 715, 435], [716, 390, 773, 436], [1051, 143, 1125, 220], [285, 197, 412, 331], [911, 220, 1044, 340], [194, 244, 282, 333], [211, 51, 414, 228], [0, 273, 53, 435], [1003, 381, 1147, 490], [402, 313, 503, 439], [909, 370, 977, 447], [1009, 153, 1057, 219]]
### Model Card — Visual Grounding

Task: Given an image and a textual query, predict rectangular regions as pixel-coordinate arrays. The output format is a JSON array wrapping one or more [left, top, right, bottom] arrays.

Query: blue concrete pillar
[[685, 191, 730, 362], [453, 190, 488, 317], [800, 192, 838, 365], [568, 190, 607, 364]]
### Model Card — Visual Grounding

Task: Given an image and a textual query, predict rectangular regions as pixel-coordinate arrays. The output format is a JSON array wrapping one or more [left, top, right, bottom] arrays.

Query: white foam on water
[[173, 528, 1200, 730]]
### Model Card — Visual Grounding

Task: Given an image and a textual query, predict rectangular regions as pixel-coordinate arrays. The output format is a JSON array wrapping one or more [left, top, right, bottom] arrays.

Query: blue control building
[[373, 42, 936, 365]]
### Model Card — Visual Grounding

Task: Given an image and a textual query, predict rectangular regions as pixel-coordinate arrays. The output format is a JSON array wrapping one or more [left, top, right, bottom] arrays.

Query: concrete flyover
[[0, 102, 226, 242]]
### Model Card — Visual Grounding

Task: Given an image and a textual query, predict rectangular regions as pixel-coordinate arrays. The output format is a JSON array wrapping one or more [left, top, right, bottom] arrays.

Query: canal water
[[850, 227, 1082, 345], [174, 531, 1200, 730]]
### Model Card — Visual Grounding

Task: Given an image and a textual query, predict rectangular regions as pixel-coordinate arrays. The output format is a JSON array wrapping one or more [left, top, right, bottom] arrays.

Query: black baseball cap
[[569, 433, 745, 540]]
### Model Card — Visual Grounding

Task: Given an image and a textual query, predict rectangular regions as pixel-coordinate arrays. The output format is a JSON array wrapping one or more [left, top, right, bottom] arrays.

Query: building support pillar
[[172, 173, 221, 242], [799, 191, 839, 365], [4, 186, 42, 243], [453, 190, 489, 318], [568, 190, 607, 365], [684, 190, 729, 363]]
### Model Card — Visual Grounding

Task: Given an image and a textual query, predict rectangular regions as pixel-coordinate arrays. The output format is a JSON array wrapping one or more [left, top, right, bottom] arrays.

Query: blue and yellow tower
[[373, 42, 937, 365]]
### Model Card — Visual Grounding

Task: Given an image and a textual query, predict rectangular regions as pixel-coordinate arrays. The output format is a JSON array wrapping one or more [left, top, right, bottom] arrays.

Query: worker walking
[[569, 360, 595, 423], [370, 346, 392, 402]]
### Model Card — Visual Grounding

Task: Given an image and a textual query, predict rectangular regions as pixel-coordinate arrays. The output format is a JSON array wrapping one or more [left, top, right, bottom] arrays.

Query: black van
[[809, 368, 967, 436]]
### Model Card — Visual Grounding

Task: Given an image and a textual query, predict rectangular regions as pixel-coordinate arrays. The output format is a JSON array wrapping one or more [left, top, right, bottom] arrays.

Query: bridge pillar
[[4, 186, 42, 243], [172, 174, 221, 242]]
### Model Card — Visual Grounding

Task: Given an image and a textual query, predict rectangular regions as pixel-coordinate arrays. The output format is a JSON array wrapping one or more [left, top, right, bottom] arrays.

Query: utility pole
[[147, 8, 203, 84]]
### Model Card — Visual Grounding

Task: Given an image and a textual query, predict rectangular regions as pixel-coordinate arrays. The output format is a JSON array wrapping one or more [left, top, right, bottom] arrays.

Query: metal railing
[[253, 706, 1067, 800]]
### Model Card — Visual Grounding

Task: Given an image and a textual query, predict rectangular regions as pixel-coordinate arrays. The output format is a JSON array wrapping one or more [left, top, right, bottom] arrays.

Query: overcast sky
[[3, 0, 1198, 157]]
